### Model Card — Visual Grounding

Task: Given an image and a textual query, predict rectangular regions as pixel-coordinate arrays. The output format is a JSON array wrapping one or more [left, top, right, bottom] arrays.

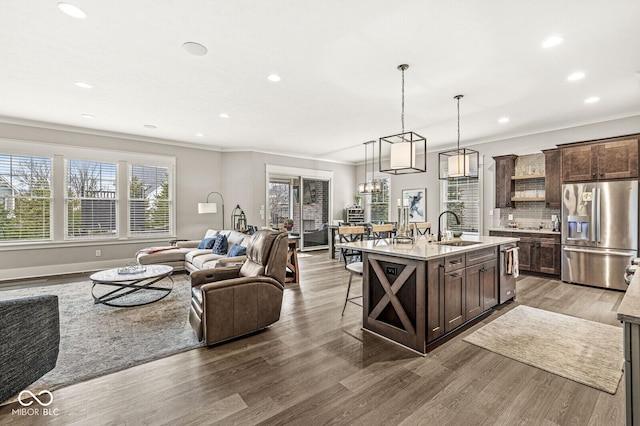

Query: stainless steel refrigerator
[[561, 180, 638, 290]]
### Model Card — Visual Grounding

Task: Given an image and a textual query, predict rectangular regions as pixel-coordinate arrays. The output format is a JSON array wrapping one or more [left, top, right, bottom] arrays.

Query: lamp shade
[[448, 154, 470, 177], [390, 142, 416, 169], [198, 202, 217, 214]]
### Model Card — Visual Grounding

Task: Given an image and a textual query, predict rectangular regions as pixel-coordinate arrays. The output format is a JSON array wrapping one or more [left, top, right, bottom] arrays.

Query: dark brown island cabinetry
[[561, 138, 639, 183], [489, 231, 560, 276], [427, 246, 499, 341], [493, 155, 516, 208]]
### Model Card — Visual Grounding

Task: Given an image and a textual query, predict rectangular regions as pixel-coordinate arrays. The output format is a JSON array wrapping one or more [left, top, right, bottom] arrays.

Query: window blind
[[129, 164, 171, 236], [444, 177, 479, 232], [0, 154, 52, 241]]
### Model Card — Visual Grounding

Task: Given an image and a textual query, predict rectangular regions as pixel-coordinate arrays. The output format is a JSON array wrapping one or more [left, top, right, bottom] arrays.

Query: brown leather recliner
[[189, 230, 288, 345]]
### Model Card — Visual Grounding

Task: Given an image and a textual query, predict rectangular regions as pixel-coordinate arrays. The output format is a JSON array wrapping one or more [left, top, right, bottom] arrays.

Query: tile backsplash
[[497, 153, 560, 230]]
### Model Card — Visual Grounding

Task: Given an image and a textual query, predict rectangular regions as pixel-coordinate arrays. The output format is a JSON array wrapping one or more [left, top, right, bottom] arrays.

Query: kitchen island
[[337, 235, 519, 354]]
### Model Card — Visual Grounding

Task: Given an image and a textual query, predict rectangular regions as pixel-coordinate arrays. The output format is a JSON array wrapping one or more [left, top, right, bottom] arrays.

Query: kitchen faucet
[[438, 210, 461, 242]]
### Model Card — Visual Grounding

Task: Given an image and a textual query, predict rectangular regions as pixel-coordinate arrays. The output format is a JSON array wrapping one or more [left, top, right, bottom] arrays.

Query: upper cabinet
[[493, 155, 516, 208], [561, 138, 639, 183], [542, 148, 561, 208]]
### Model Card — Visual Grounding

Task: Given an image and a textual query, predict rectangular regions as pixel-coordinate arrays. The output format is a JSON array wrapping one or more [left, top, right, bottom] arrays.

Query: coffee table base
[[91, 273, 174, 307]]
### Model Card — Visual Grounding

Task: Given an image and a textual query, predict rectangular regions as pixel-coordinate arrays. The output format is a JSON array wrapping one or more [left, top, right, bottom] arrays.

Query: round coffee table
[[90, 264, 174, 307]]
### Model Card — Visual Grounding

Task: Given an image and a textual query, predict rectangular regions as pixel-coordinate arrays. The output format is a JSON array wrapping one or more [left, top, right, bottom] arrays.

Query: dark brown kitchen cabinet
[[465, 260, 498, 320], [488, 231, 561, 277], [542, 148, 561, 208], [561, 138, 639, 183], [443, 269, 465, 333], [493, 155, 516, 208]]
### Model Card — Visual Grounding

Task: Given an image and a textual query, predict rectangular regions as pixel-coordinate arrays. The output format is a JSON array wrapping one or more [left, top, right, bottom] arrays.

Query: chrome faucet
[[438, 210, 461, 242]]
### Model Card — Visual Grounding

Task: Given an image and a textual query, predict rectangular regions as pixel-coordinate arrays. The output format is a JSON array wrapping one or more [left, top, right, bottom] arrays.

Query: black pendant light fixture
[[358, 140, 382, 194], [379, 64, 427, 175], [439, 94, 479, 179]]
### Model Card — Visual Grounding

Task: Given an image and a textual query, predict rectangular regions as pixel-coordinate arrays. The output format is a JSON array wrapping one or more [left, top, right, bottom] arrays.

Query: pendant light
[[379, 64, 427, 175], [439, 94, 479, 179], [358, 140, 382, 194]]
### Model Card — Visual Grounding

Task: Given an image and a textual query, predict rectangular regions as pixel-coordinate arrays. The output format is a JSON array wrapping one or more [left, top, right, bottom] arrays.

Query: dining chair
[[410, 222, 431, 237], [371, 223, 394, 239]]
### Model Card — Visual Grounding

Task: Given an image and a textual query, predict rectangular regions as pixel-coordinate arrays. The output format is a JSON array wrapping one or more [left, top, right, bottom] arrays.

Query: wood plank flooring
[[0, 252, 626, 425]]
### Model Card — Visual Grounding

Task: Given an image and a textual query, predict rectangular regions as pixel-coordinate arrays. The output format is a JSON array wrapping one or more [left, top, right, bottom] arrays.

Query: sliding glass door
[[266, 166, 332, 251]]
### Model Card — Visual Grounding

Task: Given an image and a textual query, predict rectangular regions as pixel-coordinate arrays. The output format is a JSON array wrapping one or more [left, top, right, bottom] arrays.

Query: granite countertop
[[336, 236, 520, 261], [488, 227, 561, 235], [618, 272, 640, 324]]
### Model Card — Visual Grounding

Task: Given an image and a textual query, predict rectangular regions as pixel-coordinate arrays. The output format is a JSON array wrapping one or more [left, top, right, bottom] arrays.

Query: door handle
[[563, 247, 635, 257], [449, 273, 462, 278]]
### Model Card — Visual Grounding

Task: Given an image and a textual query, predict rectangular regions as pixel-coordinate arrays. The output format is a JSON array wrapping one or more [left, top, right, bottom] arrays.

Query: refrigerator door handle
[[596, 187, 601, 243], [590, 188, 597, 242], [563, 246, 636, 257]]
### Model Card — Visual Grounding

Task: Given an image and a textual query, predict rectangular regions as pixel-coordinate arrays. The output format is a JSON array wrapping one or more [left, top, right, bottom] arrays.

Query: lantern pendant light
[[379, 64, 427, 175], [439, 94, 479, 179]]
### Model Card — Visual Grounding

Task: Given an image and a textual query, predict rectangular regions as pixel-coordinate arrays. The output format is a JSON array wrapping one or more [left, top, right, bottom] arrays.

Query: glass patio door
[[299, 177, 329, 250]]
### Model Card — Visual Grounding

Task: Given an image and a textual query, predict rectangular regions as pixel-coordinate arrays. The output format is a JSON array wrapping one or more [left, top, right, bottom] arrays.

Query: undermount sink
[[437, 240, 480, 247]]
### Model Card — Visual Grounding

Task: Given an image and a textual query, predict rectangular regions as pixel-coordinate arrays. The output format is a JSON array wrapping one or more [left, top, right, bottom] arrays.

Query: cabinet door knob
[[599, 172, 604, 177], [592, 172, 596, 177]]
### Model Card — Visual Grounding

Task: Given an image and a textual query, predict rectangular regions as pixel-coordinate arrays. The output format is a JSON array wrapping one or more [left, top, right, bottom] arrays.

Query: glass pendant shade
[[390, 141, 416, 169]]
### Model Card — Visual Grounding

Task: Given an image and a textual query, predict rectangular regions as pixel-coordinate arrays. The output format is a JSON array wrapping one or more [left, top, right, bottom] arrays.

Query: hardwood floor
[[0, 252, 626, 425]]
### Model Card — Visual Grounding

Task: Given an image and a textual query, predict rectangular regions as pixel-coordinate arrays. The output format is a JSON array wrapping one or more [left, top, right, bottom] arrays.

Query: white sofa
[[136, 229, 251, 273]]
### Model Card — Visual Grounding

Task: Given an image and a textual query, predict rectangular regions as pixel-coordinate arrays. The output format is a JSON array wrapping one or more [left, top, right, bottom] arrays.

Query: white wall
[[358, 115, 640, 233]]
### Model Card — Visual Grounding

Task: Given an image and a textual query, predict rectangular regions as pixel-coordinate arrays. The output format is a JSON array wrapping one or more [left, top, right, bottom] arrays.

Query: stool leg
[[342, 273, 353, 316]]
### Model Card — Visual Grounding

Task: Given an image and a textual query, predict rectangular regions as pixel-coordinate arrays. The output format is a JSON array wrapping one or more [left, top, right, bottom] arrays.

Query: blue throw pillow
[[212, 234, 228, 254], [197, 237, 216, 249], [227, 245, 247, 257]]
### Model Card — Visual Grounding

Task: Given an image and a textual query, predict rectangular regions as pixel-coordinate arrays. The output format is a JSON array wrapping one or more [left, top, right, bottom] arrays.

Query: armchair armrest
[[216, 255, 247, 267], [190, 265, 242, 287], [199, 275, 285, 293]]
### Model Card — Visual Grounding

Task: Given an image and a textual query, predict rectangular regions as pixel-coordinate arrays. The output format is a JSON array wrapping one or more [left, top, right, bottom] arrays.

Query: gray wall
[[0, 122, 355, 281]]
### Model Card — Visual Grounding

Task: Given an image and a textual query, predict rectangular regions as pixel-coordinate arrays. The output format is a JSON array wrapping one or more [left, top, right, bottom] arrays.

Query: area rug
[[0, 274, 203, 397], [463, 305, 623, 394]]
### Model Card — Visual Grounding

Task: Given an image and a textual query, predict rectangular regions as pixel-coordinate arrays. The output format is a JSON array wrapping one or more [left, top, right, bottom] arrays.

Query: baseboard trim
[[0, 259, 133, 283]]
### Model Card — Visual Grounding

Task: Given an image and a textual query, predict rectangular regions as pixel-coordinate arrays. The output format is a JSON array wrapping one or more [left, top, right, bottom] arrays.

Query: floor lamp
[[197, 191, 225, 229]]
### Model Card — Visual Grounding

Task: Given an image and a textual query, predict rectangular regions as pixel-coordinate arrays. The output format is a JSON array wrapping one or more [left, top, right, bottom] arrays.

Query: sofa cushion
[[227, 245, 247, 257], [204, 229, 219, 239], [185, 249, 216, 264], [197, 237, 217, 249], [137, 247, 191, 265], [192, 253, 226, 270], [212, 234, 228, 254]]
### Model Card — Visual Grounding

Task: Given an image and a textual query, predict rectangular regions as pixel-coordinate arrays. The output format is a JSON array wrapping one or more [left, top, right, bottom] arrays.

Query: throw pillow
[[212, 234, 228, 255], [227, 245, 247, 257], [197, 237, 216, 249]]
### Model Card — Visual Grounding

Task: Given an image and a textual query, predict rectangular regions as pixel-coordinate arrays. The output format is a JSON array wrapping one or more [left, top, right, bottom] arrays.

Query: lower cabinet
[[428, 247, 498, 342], [489, 231, 560, 277]]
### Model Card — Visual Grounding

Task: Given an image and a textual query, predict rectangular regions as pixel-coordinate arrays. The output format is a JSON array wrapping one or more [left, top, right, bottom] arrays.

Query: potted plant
[[283, 218, 294, 232], [354, 194, 361, 206]]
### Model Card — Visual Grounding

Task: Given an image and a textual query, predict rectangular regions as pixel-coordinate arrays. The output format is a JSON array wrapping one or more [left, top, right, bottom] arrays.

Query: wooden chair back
[[410, 222, 431, 236], [371, 224, 394, 239], [338, 226, 365, 266]]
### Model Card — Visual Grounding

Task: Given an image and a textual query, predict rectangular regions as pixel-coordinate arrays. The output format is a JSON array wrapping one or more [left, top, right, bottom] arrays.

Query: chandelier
[[379, 64, 427, 175], [358, 140, 382, 194], [439, 95, 479, 179]]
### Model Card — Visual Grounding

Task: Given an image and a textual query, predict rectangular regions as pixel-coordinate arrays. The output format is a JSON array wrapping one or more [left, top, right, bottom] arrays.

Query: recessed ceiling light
[[567, 72, 585, 81], [267, 74, 281, 82], [143, 124, 157, 129], [74, 80, 92, 89], [182, 42, 208, 56], [196, 133, 204, 137], [585, 96, 600, 104], [542, 35, 564, 48], [498, 117, 510, 124], [81, 114, 94, 119], [57, 2, 87, 19], [219, 113, 230, 119]]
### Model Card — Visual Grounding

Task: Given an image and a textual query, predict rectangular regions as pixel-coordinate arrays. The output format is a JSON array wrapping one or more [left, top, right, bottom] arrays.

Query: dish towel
[[506, 247, 520, 278]]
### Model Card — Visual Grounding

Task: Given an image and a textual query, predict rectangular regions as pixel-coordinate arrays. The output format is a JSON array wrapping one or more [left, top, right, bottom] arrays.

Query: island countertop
[[618, 270, 640, 324], [336, 235, 520, 261]]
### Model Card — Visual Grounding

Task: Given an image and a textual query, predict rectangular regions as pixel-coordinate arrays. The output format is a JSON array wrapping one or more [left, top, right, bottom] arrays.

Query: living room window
[[0, 153, 52, 241], [65, 159, 118, 239], [129, 164, 172, 237]]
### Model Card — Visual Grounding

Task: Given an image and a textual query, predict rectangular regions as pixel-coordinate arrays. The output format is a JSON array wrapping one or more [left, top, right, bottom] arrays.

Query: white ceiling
[[0, 1, 639, 163]]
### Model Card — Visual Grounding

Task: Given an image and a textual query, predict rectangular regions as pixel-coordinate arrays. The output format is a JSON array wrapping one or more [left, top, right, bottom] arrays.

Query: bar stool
[[370, 223, 394, 239], [339, 226, 365, 315]]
